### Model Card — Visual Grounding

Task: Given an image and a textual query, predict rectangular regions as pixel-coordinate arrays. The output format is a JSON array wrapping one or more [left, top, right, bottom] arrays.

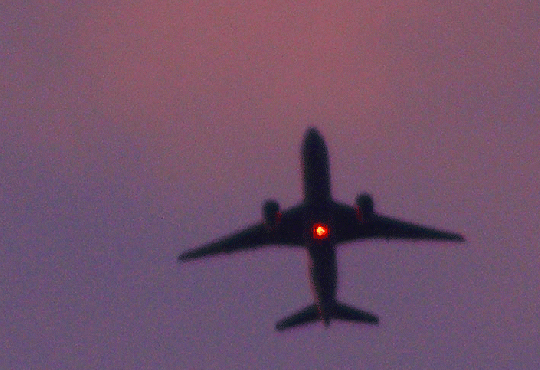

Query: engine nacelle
[[263, 200, 281, 230], [355, 193, 374, 223]]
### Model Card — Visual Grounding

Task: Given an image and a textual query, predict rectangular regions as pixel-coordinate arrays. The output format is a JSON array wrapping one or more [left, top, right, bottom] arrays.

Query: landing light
[[313, 223, 329, 239]]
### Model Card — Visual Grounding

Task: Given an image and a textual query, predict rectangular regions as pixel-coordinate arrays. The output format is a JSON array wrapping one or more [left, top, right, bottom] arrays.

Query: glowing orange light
[[313, 223, 329, 239], [316, 226, 327, 236]]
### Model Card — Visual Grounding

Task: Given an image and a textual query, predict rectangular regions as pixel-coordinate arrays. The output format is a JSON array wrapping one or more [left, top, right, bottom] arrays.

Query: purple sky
[[2, 1, 539, 368]]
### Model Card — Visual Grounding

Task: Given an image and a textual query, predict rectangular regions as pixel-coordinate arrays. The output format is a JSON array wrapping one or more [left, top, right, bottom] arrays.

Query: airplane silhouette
[[178, 127, 464, 331]]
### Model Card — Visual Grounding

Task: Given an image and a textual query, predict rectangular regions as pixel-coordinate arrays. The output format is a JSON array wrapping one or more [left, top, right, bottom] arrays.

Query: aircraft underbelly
[[308, 243, 337, 308]]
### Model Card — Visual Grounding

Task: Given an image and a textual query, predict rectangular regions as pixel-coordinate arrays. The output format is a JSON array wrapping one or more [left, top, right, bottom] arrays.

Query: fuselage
[[301, 128, 337, 325]]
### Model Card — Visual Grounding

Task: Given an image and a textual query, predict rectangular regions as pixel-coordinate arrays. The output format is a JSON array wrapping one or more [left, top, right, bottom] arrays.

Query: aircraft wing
[[178, 205, 304, 261], [333, 203, 465, 244]]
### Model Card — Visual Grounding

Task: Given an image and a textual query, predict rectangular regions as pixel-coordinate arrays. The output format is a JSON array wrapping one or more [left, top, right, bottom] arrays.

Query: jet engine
[[355, 193, 374, 223], [263, 200, 281, 230]]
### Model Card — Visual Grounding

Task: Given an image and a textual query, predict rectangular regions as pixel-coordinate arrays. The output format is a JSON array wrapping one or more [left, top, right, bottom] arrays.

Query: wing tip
[[177, 253, 190, 262], [454, 233, 466, 242]]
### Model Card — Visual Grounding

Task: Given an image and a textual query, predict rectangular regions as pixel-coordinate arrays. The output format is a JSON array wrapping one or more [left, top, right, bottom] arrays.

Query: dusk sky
[[2, 1, 539, 368]]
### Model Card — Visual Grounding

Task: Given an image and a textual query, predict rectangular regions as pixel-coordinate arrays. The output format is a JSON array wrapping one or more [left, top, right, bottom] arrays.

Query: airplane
[[178, 127, 465, 331]]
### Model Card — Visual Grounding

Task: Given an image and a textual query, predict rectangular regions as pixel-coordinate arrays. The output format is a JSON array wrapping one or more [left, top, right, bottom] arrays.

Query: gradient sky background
[[2, 1, 539, 368]]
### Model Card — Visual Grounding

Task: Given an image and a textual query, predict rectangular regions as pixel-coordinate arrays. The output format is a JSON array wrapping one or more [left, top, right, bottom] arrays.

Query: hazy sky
[[2, 1, 539, 368]]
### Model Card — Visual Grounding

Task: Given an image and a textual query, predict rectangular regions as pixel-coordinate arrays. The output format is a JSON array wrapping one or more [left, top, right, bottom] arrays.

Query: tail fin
[[333, 302, 379, 324], [275, 305, 319, 331]]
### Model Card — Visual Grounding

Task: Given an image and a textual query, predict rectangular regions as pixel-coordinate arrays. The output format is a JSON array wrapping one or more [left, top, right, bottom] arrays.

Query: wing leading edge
[[179, 205, 304, 261]]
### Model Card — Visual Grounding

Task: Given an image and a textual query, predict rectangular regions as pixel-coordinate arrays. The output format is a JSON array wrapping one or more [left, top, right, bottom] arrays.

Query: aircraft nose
[[304, 127, 323, 146], [303, 127, 326, 155], [305, 127, 321, 140]]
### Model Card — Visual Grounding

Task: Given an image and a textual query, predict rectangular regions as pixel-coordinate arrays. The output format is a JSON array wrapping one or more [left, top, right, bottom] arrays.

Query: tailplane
[[275, 305, 318, 331], [275, 302, 378, 331], [333, 302, 379, 324]]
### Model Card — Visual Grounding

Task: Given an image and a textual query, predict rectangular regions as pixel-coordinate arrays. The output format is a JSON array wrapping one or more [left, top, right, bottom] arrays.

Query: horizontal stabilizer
[[275, 305, 318, 331], [333, 302, 379, 324], [276, 302, 378, 331]]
